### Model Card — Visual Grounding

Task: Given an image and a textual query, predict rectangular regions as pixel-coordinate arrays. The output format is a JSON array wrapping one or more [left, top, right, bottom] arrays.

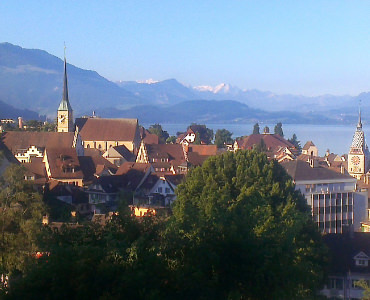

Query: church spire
[[357, 100, 362, 130], [58, 46, 72, 111]]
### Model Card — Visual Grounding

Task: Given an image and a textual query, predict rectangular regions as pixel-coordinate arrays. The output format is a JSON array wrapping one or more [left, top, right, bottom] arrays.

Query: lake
[[143, 123, 364, 157]]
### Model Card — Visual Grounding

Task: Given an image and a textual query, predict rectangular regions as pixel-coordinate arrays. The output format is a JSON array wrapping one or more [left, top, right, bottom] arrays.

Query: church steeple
[[348, 101, 369, 179], [357, 101, 362, 130], [57, 48, 74, 132]]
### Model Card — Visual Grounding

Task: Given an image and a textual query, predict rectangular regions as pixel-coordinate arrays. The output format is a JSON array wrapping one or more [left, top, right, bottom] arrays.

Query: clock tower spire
[[57, 45, 74, 133], [348, 104, 369, 179]]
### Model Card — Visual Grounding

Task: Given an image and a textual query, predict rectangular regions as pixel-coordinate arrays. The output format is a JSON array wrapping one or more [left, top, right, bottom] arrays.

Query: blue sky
[[1, 1, 369, 96]]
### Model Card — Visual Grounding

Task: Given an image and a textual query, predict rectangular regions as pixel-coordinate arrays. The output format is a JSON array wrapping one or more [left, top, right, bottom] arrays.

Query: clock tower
[[57, 55, 74, 133], [348, 108, 369, 179]]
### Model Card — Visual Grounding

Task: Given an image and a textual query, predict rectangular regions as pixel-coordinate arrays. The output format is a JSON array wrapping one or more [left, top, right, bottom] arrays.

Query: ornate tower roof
[[350, 107, 367, 153], [58, 56, 73, 111]]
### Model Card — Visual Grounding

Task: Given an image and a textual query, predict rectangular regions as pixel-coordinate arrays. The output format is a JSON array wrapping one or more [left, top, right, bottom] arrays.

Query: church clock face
[[59, 114, 66, 124], [351, 155, 360, 165]]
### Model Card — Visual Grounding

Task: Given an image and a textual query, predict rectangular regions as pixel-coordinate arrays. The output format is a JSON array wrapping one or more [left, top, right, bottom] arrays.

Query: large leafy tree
[[214, 129, 234, 148], [164, 150, 326, 299], [148, 124, 169, 144], [188, 124, 214, 144], [0, 165, 44, 291], [6, 205, 168, 299]]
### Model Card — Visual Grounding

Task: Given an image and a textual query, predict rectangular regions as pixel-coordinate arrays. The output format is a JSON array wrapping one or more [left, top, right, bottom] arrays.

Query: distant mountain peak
[[193, 83, 240, 94], [136, 78, 159, 84]]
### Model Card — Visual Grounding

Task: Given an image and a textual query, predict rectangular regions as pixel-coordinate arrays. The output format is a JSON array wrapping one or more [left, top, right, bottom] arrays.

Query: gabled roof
[[2, 132, 74, 154], [116, 162, 152, 176], [104, 145, 135, 161], [281, 159, 355, 182], [238, 134, 295, 152], [302, 141, 315, 150], [78, 154, 117, 181], [188, 145, 217, 156], [45, 148, 84, 180], [140, 127, 159, 144], [76, 118, 138, 141], [146, 144, 185, 161]]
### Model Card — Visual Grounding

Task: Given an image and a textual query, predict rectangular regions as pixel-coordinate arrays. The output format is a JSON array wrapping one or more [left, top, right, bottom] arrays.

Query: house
[[87, 163, 153, 213], [43, 148, 84, 187], [176, 124, 213, 145], [320, 233, 370, 299], [134, 174, 184, 207], [1, 131, 83, 163], [75, 117, 141, 153], [140, 127, 159, 144], [281, 159, 368, 233], [302, 141, 319, 156], [136, 142, 218, 174], [234, 134, 298, 160], [102, 145, 135, 166]]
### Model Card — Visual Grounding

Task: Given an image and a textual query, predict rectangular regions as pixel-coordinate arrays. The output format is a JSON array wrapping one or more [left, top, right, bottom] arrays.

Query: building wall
[[320, 273, 370, 299], [83, 140, 135, 152], [295, 179, 367, 233]]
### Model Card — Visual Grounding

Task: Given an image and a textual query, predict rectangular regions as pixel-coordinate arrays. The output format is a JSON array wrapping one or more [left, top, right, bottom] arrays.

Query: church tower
[[57, 54, 74, 132], [348, 107, 369, 179]]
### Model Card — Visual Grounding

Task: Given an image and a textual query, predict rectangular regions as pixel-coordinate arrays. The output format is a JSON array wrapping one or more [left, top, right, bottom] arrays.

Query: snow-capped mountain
[[193, 83, 241, 95]]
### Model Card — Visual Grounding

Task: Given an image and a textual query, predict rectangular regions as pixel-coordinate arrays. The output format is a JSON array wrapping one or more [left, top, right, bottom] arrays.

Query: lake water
[[143, 123, 365, 157]]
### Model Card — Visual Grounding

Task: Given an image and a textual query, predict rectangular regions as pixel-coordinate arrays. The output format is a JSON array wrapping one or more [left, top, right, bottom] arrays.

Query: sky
[[0, 1, 369, 96]]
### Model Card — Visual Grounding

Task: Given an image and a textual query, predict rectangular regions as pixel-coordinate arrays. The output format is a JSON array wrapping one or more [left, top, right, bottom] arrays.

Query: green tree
[[253, 122, 260, 134], [214, 129, 234, 148], [166, 136, 177, 144], [193, 132, 201, 145], [355, 280, 370, 300], [6, 203, 168, 299], [0, 164, 44, 291], [288, 133, 302, 153], [274, 122, 284, 137], [164, 150, 326, 299], [148, 124, 169, 144]]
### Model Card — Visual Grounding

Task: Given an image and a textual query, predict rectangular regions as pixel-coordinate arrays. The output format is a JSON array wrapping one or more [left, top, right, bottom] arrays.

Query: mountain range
[[0, 42, 368, 124]]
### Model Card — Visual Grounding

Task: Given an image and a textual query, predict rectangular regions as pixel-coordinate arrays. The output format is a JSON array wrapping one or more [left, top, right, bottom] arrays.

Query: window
[[329, 278, 343, 290], [158, 187, 162, 193], [165, 188, 170, 194]]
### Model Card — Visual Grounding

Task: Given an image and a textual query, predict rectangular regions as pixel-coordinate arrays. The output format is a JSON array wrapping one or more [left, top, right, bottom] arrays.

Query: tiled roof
[[78, 154, 117, 181], [140, 127, 159, 144], [116, 162, 152, 176], [281, 159, 355, 182], [24, 157, 46, 177], [2, 132, 74, 154], [77, 118, 138, 141], [45, 148, 84, 180], [146, 144, 185, 161], [238, 134, 295, 152], [302, 141, 315, 150], [188, 145, 217, 156]]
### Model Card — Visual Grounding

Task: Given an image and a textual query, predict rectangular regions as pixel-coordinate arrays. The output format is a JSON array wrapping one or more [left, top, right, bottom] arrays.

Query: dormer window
[[354, 251, 369, 267]]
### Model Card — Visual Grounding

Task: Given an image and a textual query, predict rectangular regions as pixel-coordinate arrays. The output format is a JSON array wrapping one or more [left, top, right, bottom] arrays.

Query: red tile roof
[[45, 148, 84, 180], [78, 118, 138, 141], [238, 134, 295, 152], [2, 132, 74, 153]]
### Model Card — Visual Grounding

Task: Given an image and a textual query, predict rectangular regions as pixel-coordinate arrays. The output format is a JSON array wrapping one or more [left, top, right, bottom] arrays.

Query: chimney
[[340, 164, 345, 174], [18, 117, 23, 129]]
